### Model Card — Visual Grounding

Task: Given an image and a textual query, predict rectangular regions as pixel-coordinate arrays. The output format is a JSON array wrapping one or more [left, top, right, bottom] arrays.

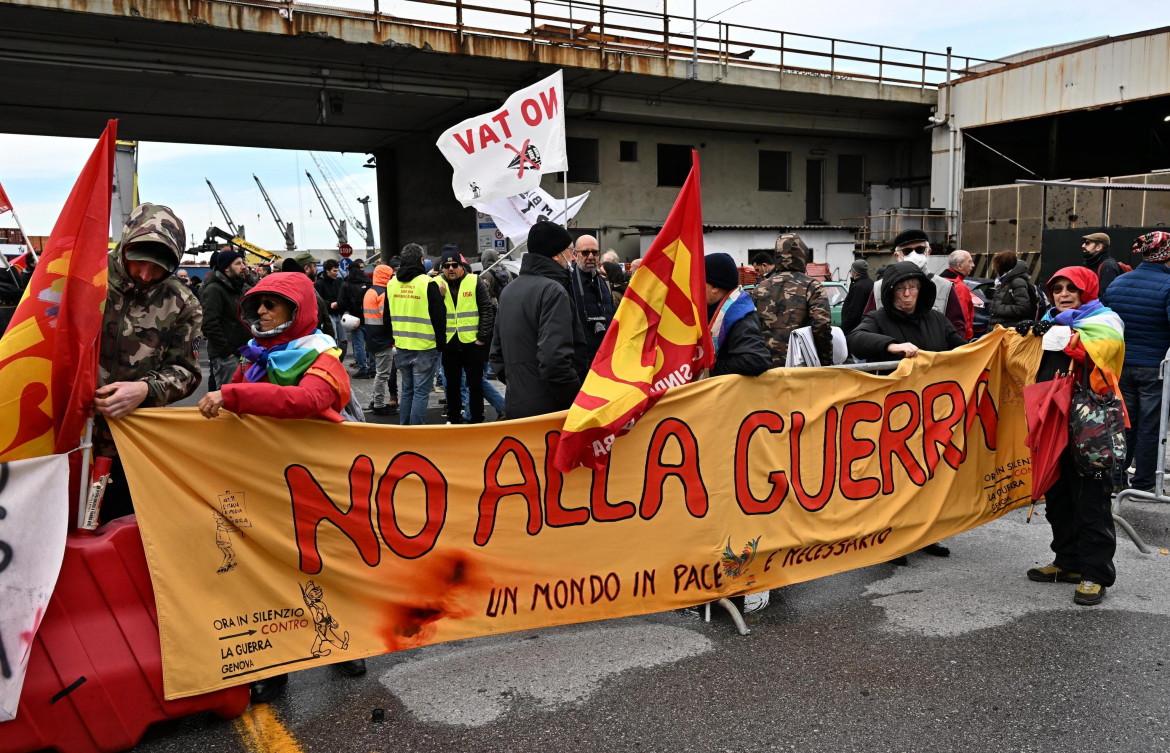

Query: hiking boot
[[1027, 563, 1081, 583], [336, 658, 367, 677], [921, 542, 950, 557], [370, 405, 392, 416], [1074, 580, 1106, 605]]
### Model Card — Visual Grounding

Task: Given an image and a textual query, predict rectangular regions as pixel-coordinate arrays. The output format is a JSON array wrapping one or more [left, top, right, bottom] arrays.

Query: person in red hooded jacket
[[197, 271, 365, 702]]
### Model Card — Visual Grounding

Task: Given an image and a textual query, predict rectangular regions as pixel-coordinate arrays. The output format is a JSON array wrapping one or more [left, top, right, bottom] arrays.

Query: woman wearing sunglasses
[[197, 271, 365, 701], [1023, 266, 1125, 606]]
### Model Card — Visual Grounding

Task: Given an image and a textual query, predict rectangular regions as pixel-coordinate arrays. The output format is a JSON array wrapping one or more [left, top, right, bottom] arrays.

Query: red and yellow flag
[[554, 150, 711, 472], [0, 120, 117, 461], [8, 251, 31, 274]]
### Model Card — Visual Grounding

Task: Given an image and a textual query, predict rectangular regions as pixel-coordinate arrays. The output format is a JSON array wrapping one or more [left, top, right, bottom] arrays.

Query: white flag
[[0, 453, 69, 721], [474, 188, 590, 245], [437, 71, 568, 208]]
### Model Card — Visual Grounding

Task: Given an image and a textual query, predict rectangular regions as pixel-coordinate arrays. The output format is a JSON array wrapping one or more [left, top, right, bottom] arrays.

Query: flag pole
[[77, 416, 97, 530], [9, 206, 38, 263]]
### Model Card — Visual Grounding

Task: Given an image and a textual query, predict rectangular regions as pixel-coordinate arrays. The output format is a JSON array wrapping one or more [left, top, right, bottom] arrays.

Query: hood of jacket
[[237, 272, 319, 346], [1046, 265, 1099, 305], [998, 259, 1030, 284], [775, 242, 808, 273], [396, 259, 428, 283], [372, 264, 394, 287], [521, 251, 571, 287], [880, 261, 936, 316], [109, 203, 186, 293]]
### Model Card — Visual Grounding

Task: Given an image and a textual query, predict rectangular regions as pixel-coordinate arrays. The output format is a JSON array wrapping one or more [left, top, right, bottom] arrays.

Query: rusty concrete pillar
[[373, 146, 397, 264]]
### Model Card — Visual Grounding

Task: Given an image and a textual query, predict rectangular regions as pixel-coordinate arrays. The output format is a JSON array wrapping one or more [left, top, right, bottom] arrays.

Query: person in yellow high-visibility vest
[[386, 243, 447, 425], [438, 246, 495, 423]]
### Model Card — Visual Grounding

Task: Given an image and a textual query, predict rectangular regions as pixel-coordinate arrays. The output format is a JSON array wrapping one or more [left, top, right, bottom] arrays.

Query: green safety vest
[[444, 273, 480, 344], [386, 275, 437, 350]]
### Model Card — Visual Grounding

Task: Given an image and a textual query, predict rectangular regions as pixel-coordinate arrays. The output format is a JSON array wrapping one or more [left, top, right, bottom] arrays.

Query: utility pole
[[252, 174, 296, 253], [205, 178, 244, 239], [305, 171, 348, 247]]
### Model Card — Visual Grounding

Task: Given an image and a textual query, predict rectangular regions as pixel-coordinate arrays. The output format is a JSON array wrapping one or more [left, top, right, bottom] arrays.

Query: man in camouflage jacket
[[750, 233, 833, 367], [94, 203, 203, 521]]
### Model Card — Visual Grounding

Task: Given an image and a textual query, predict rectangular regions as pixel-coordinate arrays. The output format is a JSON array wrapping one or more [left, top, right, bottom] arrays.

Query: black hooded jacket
[[489, 253, 585, 419], [846, 262, 966, 361]]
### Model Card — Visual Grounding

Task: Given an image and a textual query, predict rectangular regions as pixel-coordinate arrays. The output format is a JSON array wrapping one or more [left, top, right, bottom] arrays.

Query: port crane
[[309, 151, 375, 251], [305, 171, 347, 248], [204, 178, 245, 239], [252, 174, 295, 253]]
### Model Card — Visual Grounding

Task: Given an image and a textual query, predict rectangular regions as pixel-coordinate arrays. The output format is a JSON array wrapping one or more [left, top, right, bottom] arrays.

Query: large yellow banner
[[112, 330, 1039, 700]]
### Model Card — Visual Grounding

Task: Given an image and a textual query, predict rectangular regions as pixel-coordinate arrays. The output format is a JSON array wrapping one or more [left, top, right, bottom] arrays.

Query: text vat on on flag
[[553, 150, 711, 472], [436, 70, 568, 208]]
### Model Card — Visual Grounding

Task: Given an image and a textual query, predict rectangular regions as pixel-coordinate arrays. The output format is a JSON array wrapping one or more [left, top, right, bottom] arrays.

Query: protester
[[750, 251, 776, 281], [0, 257, 34, 335], [988, 250, 1036, 328], [704, 253, 771, 377], [197, 271, 365, 698], [866, 229, 965, 335], [438, 247, 494, 423], [281, 255, 335, 338], [847, 260, 964, 562], [840, 259, 873, 335], [93, 203, 203, 522], [628, 258, 642, 276], [387, 244, 446, 425], [939, 249, 975, 339], [363, 263, 398, 415], [1102, 232, 1170, 493], [1081, 232, 1123, 292], [601, 249, 620, 265], [601, 261, 629, 308], [176, 269, 191, 288], [568, 233, 616, 366], [340, 259, 376, 378], [200, 249, 253, 390], [479, 248, 513, 304], [314, 258, 347, 361], [1024, 266, 1123, 606], [490, 221, 584, 419], [750, 234, 832, 367]]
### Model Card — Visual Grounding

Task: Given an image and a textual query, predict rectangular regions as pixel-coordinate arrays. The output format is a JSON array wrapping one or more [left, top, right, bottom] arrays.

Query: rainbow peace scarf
[[1044, 300, 1125, 393], [239, 331, 342, 386]]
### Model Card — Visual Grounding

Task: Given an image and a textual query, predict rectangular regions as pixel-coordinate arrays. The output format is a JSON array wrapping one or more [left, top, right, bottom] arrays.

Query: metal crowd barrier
[[1111, 348, 1170, 554]]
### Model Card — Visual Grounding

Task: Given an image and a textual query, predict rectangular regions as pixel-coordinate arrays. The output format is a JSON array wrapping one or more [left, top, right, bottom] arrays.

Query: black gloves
[[1015, 320, 1051, 337]]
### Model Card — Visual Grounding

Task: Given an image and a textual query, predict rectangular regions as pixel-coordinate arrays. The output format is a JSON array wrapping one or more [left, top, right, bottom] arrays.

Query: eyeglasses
[[1051, 282, 1080, 294], [257, 298, 283, 311], [577, 249, 599, 257], [441, 263, 461, 269], [893, 282, 921, 293]]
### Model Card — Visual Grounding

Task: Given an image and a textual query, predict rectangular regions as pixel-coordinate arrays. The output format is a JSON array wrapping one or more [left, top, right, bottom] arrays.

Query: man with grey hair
[[567, 233, 615, 366], [600, 249, 620, 265], [939, 248, 975, 339]]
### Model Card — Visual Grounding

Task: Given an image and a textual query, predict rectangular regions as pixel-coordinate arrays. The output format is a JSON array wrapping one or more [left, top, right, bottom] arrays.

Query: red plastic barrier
[[0, 517, 250, 753]]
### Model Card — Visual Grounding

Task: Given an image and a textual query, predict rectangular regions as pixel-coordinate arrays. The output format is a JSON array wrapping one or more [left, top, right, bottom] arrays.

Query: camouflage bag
[[1068, 369, 1126, 476]]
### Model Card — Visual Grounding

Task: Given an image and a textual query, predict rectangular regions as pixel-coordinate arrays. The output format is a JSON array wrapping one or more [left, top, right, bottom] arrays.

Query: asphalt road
[[149, 352, 1170, 753]]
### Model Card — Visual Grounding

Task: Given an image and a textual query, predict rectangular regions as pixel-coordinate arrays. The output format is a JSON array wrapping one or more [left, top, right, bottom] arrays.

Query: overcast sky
[[2, 0, 1167, 253]]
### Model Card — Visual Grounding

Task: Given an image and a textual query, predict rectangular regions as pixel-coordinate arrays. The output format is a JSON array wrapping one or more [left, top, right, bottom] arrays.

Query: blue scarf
[[709, 288, 756, 356]]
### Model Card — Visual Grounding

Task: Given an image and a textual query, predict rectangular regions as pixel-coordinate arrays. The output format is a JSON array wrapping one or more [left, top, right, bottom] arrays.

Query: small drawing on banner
[[302, 580, 350, 658], [469, 182, 481, 200]]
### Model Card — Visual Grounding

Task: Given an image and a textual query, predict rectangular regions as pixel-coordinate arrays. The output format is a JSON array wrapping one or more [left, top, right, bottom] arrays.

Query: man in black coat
[[704, 253, 772, 377], [200, 250, 253, 389], [840, 259, 873, 335], [846, 260, 965, 561], [339, 259, 375, 376], [1081, 232, 1123, 293], [490, 221, 585, 420]]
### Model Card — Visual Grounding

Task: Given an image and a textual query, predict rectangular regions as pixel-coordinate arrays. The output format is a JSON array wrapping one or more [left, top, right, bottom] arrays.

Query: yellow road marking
[[234, 704, 305, 753]]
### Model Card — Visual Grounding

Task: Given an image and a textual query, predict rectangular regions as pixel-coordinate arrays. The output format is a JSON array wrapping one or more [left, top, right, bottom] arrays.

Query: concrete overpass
[[0, 0, 987, 255]]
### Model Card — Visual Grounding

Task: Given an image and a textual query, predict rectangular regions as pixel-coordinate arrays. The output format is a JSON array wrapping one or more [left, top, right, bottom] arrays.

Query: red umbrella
[[1023, 373, 1075, 500]]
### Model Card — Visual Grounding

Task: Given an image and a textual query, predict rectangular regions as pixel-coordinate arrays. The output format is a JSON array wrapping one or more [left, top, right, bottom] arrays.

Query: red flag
[[0, 181, 12, 215], [553, 151, 711, 472], [0, 120, 117, 461], [8, 251, 30, 274]]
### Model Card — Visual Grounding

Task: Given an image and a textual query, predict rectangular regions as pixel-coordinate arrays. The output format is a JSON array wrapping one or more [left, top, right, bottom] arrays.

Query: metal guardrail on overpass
[[268, 0, 1001, 88]]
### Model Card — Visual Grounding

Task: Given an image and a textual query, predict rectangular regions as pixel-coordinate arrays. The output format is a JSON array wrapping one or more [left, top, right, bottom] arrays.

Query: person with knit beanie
[[703, 253, 771, 377]]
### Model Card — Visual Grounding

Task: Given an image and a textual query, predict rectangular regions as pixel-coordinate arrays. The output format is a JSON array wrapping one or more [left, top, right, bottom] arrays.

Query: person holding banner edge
[[196, 271, 367, 699]]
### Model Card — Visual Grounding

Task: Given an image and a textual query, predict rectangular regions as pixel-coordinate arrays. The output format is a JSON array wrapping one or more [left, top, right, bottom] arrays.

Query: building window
[[657, 143, 693, 187], [557, 137, 600, 183], [758, 150, 791, 192], [838, 154, 865, 194], [619, 140, 638, 162]]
